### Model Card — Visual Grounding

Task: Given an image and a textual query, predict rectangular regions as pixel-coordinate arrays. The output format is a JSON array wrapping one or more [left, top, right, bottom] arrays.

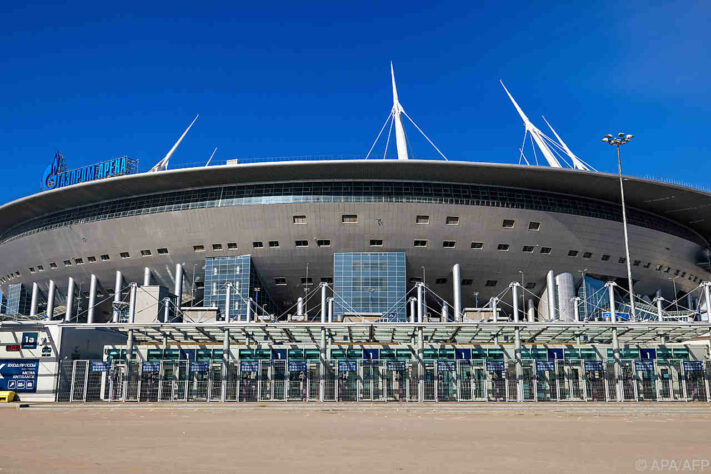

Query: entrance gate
[[486, 361, 507, 401], [288, 360, 309, 401], [535, 361, 557, 401], [360, 360, 383, 401], [683, 361, 707, 401], [657, 360, 682, 401], [384, 361, 407, 401], [635, 360, 657, 401], [583, 361, 607, 401], [437, 361, 457, 402]]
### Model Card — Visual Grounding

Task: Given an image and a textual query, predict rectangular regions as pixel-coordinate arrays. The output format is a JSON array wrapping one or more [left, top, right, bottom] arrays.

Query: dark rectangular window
[[253, 241, 264, 248], [619, 257, 626, 264], [461, 279, 473, 286], [36, 265, 43, 272], [321, 277, 333, 284], [300, 277, 313, 284], [525, 282, 536, 289], [370, 239, 383, 246], [49, 262, 57, 269], [87, 256, 96, 262], [568, 250, 578, 257], [522, 246, 534, 253], [157, 248, 168, 255], [269, 241, 280, 248], [295, 240, 309, 247], [416, 215, 429, 224], [502, 219, 515, 228], [471, 242, 483, 249], [583, 252, 592, 259], [435, 278, 447, 284], [141, 249, 152, 256], [212, 244, 222, 251], [227, 242, 238, 249], [193, 245, 205, 252], [540, 247, 551, 254], [497, 244, 510, 251], [485, 280, 497, 287], [120, 252, 130, 259], [101, 254, 110, 261], [317, 239, 330, 247], [274, 277, 287, 285], [446, 216, 459, 225], [29, 267, 35, 273], [528, 221, 541, 231], [601, 254, 610, 261], [342, 214, 357, 223], [414, 240, 428, 247], [74, 258, 84, 264], [633, 260, 641, 266], [443, 240, 456, 248], [293, 215, 306, 224]]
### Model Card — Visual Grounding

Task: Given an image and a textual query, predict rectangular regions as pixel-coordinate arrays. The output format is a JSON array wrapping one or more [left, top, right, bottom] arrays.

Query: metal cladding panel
[[555, 272, 576, 322]]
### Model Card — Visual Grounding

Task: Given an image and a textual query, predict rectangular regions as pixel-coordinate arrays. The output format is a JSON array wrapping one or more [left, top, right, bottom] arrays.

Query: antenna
[[150, 114, 199, 172], [390, 62, 409, 160], [205, 147, 218, 167], [542, 116, 589, 171]]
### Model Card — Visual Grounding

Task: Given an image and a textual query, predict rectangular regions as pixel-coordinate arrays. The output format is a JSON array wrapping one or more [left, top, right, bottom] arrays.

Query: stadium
[[0, 70, 710, 404]]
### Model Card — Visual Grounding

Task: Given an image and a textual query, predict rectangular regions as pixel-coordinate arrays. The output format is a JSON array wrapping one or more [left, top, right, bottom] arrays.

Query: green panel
[[530, 348, 548, 360], [622, 348, 640, 359], [471, 347, 487, 360], [395, 349, 412, 360], [211, 349, 224, 359], [120, 349, 138, 360], [106, 349, 121, 361], [657, 348, 673, 360], [672, 348, 689, 360], [304, 349, 320, 360], [255, 349, 271, 359], [487, 348, 504, 360], [423, 349, 438, 360], [564, 348, 580, 360], [163, 349, 180, 360], [331, 349, 348, 360], [346, 349, 362, 359], [239, 349, 256, 360], [438, 348, 455, 360], [380, 349, 396, 360], [580, 348, 597, 360], [287, 349, 304, 359], [197, 349, 212, 361], [147, 349, 163, 362]]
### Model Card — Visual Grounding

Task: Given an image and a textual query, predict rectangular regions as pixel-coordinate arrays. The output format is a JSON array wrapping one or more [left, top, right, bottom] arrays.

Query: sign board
[[41, 346, 52, 357], [602, 312, 630, 321], [6, 345, 20, 352], [486, 361, 505, 372], [635, 360, 655, 372], [536, 361, 556, 372], [288, 361, 307, 372], [683, 361, 703, 372], [90, 361, 109, 373], [338, 361, 358, 372], [0, 359, 39, 393], [387, 361, 406, 372], [41, 152, 138, 191], [240, 361, 259, 373], [142, 362, 161, 373], [437, 361, 456, 372], [584, 361, 603, 372], [21, 333, 38, 349], [190, 361, 209, 373]]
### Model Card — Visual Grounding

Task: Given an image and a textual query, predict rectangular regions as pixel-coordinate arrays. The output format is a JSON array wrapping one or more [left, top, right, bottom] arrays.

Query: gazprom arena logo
[[41, 152, 138, 191]]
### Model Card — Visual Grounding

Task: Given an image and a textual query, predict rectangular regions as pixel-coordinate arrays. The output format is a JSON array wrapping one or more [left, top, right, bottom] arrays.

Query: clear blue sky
[[1, 1, 709, 203]]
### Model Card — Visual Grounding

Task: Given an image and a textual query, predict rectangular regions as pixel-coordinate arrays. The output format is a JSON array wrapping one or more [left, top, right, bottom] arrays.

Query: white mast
[[150, 114, 199, 172], [542, 116, 589, 171], [391, 62, 409, 160], [500, 81, 561, 168]]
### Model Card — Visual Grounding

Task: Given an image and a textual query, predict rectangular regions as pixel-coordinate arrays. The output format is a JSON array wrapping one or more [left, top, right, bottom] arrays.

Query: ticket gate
[[635, 361, 657, 401], [208, 363, 223, 401], [384, 362, 407, 402], [583, 362, 607, 401], [360, 360, 383, 401], [605, 362, 618, 401], [338, 364, 359, 401], [225, 363, 239, 401], [683, 363, 707, 401], [139, 369, 160, 402], [423, 362, 436, 401], [620, 362, 638, 401], [258, 360, 287, 401], [308, 362, 320, 401], [436, 361, 457, 402], [487, 363, 507, 401], [407, 364, 419, 401], [506, 363, 517, 401], [324, 362, 337, 401], [458, 362, 473, 401], [535, 364, 557, 401], [521, 363, 536, 401], [657, 361, 682, 401], [288, 364, 309, 401], [239, 363, 259, 402], [187, 364, 210, 402]]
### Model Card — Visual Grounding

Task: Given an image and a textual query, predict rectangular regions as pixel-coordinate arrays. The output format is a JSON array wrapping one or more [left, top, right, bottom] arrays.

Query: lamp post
[[602, 133, 636, 320]]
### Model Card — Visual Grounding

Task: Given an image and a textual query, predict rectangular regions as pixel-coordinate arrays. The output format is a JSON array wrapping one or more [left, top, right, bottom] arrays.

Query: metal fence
[[55, 358, 711, 403]]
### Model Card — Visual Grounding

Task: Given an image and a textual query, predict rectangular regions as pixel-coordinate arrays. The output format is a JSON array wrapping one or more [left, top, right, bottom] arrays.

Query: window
[[37, 265, 44, 271], [497, 244, 510, 251], [193, 245, 205, 252], [120, 252, 130, 259], [664, 266, 671, 273], [643, 262, 651, 268], [274, 277, 287, 286], [321, 277, 333, 283], [633, 260, 641, 266], [540, 247, 551, 254], [29, 267, 35, 273], [446, 216, 459, 225], [525, 282, 536, 289], [502, 219, 515, 228], [317, 239, 330, 247], [522, 246, 534, 253], [528, 221, 541, 231], [485, 280, 497, 287], [74, 258, 84, 264], [416, 215, 429, 224], [461, 279, 473, 286], [141, 249, 152, 256], [87, 256, 96, 262], [300, 277, 313, 284], [157, 248, 168, 255], [295, 240, 309, 247], [655, 264, 663, 271], [435, 278, 448, 284], [253, 241, 264, 248], [618, 257, 626, 264], [342, 214, 358, 223], [583, 252, 592, 259], [212, 244, 222, 251], [370, 239, 383, 246], [601, 254, 610, 261], [414, 240, 428, 247], [471, 242, 483, 249], [269, 241, 280, 248], [100, 254, 110, 261], [442, 240, 456, 248], [227, 242, 238, 250], [49, 262, 57, 269], [293, 215, 307, 224], [568, 250, 578, 257]]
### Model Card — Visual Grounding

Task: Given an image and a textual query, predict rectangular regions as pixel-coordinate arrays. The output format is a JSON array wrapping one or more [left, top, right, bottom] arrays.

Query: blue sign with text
[[683, 361, 703, 372], [21, 333, 38, 349], [142, 362, 161, 373], [288, 361, 307, 372], [635, 360, 655, 372], [437, 361, 456, 372], [338, 361, 358, 372], [41, 152, 138, 191], [0, 359, 39, 393], [90, 361, 109, 373], [387, 361, 406, 371], [240, 361, 259, 373], [536, 361, 556, 372], [584, 361, 603, 372], [486, 361, 505, 371], [190, 361, 209, 373]]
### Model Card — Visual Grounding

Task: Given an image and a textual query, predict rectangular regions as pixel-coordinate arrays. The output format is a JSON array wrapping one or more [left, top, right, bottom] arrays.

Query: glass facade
[[334, 252, 406, 321], [2, 181, 700, 245], [6, 283, 31, 315], [203, 256, 275, 320]]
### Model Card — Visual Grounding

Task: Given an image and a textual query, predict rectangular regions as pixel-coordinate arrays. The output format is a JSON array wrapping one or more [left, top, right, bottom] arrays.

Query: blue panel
[[455, 348, 471, 360], [548, 349, 564, 361]]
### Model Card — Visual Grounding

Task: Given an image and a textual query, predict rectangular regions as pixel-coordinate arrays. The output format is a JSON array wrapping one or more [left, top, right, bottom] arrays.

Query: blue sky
[[0, 1, 709, 203]]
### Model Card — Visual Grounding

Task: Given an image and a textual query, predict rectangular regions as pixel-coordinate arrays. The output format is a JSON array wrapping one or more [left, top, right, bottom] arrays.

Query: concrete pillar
[[441, 303, 449, 321], [573, 296, 581, 323], [221, 328, 230, 402], [492, 297, 498, 322], [87, 274, 97, 324], [546, 270, 557, 320], [174, 263, 183, 320], [163, 297, 171, 323], [246, 298, 252, 323], [30, 282, 39, 317], [612, 327, 622, 402], [128, 283, 137, 324], [143, 267, 151, 286], [703, 284, 711, 321], [320, 283, 327, 324], [417, 326, 424, 402], [327, 297, 334, 323], [527, 299, 535, 323], [225, 282, 232, 323], [512, 283, 520, 323], [112, 271, 122, 323], [607, 282, 617, 323], [409, 298, 416, 323], [417, 283, 424, 323], [65, 277, 75, 322], [319, 327, 326, 402], [515, 327, 523, 402], [46, 280, 56, 320], [452, 264, 461, 321]]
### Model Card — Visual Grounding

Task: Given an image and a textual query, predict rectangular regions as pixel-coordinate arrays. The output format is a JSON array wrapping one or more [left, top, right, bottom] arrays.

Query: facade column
[[703, 283, 711, 321], [606, 282, 617, 322], [441, 303, 448, 321], [143, 267, 151, 286], [246, 298, 252, 323], [512, 282, 523, 401], [222, 328, 230, 402], [65, 277, 75, 322], [87, 274, 97, 324], [320, 283, 327, 324], [327, 297, 334, 323], [409, 298, 416, 323], [417, 283, 424, 323], [163, 297, 171, 323], [123, 282, 137, 401], [297, 297, 304, 319], [527, 299, 535, 322], [417, 325, 424, 402], [546, 270, 557, 320], [46, 280, 56, 320], [30, 282, 39, 317], [612, 326, 622, 402], [573, 296, 581, 323], [319, 326, 326, 402], [452, 263, 462, 321], [174, 263, 183, 322], [112, 271, 122, 322], [492, 297, 499, 322], [225, 282, 232, 323]]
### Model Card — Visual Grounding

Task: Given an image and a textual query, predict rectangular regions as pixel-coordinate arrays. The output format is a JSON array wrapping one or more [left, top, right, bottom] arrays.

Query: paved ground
[[1, 403, 710, 473]]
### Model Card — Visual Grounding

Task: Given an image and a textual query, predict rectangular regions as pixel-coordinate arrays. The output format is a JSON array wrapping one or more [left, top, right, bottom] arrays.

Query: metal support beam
[[65, 277, 75, 322], [512, 283, 520, 323], [612, 326, 622, 402], [225, 282, 232, 323], [320, 283, 327, 324], [327, 297, 334, 323], [222, 328, 230, 402], [417, 283, 424, 323], [546, 270, 557, 320], [452, 263, 461, 321], [143, 267, 151, 286], [515, 326, 523, 402], [112, 271, 122, 323], [87, 274, 97, 324], [319, 326, 326, 402], [123, 283, 138, 401], [607, 282, 617, 323], [174, 263, 183, 321], [30, 282, 39, 317], [417, 325, 424, 402], [409, 297, 416, 323]]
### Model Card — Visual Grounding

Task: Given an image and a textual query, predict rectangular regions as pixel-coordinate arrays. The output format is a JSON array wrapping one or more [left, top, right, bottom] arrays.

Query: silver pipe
[[417, 283, 424, 323], [64, 277, 75, 322], [512, 283, 520, 323], [607, 282, 617, 323], [452, 263, 461, 321], [46, 280, 56, 320], [546, 270, 557, 320], [143, 267, 151, 286], [174, 263, 183, 321], [87, 274, 97, 324], [30, 282, 39, 316], [112, 271, 122, 323], [527, 298, 535, 323], [320, 283, 327, 324], [225, 282, 232, 323]]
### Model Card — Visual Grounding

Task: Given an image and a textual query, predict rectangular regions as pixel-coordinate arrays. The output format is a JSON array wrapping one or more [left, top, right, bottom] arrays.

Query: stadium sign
[[41, 152, 138, 191]]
